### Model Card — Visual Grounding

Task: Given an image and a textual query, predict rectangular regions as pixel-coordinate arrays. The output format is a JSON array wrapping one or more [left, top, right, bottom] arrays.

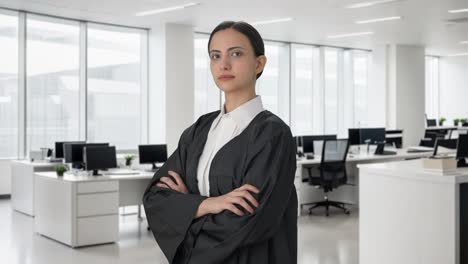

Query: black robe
[[142, 110, 297, 264]]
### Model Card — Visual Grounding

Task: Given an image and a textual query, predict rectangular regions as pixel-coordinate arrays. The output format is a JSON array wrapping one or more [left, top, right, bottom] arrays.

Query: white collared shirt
[[197, 95, 265, 196]]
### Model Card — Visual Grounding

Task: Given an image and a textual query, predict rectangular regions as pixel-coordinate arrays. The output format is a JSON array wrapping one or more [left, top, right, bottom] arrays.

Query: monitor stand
[[458, 159, 468, 168], [152, 163, 160, 171], [92, 169, 101, 176]]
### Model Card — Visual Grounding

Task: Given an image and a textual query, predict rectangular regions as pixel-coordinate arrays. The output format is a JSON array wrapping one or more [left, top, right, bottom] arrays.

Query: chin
[[216, 83, 241, 94]]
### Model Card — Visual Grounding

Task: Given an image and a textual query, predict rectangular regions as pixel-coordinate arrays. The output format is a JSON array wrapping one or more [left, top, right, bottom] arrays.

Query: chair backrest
[[321, 139, 350, 163], [318, 139, 350, 190]]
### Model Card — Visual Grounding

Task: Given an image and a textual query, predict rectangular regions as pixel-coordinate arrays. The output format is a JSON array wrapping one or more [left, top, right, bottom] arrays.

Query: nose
[[219, 55, 231, 71]]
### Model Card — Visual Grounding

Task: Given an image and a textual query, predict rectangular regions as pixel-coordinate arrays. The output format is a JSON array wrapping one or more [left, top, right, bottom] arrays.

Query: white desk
[[34, 171, 152, 248], [294, 147, 443, 215], [358, 159, 468, 264], [11, 160, 58, 216]]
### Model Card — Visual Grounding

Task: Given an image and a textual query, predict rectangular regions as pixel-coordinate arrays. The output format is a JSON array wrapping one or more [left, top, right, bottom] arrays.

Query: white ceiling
[[1, 0, 468, 56]]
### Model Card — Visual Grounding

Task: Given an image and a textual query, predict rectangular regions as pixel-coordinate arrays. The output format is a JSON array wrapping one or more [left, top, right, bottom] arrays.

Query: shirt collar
[[218, 95, 264, 129]]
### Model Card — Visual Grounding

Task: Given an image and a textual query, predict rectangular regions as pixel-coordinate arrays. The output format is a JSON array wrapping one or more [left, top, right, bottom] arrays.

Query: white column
[[148, 23, 194, 154], [387, 44, 426, 147]]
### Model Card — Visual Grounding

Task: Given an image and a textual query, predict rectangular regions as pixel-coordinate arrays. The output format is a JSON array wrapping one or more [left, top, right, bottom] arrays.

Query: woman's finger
[[232, 190, 259, 208], [159, 177, 178, 190], [231, 197, 254, 214], [226, 204, 244, 216], [168, 170, 184, 186], [156, 183, 169, 189], [237, 184, 260, 194]]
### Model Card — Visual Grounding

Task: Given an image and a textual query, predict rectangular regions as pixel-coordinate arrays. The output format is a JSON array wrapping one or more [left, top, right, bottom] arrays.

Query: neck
[[224, 88, 256, 113]]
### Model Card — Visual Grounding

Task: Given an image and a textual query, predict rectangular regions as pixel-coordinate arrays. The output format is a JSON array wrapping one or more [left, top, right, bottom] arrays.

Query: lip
[[218, 75, 235, 81]]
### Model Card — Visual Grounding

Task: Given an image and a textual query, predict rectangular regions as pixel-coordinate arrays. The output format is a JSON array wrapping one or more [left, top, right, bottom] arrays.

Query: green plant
[[55, 164, 68, 176], [438, 117, 446, 126], [124, 154, 136, 166], [454, 118, 461, 126], [461, 118, 468, 124]]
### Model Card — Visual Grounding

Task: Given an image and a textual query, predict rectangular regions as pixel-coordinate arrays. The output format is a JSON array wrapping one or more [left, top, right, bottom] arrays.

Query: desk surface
[[296, 147, 442, 166], [35, 171, 154, 182]]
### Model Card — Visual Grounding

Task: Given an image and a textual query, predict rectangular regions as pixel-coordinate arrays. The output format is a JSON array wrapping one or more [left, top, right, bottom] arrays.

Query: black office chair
[[305, 139, 350, 216], [419, 131, 445, 148]]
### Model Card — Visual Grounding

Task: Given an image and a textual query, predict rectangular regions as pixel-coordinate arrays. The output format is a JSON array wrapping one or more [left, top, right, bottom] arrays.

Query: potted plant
[[124, 154, 136, 167], [438, 117, 446, 126], [55, 164, 68, 177], [454, 118, 461, 126], [461, 118, 468, 126]]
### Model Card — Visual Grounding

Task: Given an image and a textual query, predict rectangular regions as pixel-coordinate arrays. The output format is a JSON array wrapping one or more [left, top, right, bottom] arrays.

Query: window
[[291, 44, 321, 135], [256, 41, 290, 124], [26, 15, 80, 151], [194, 34, 220, 120], [324, 48, 339, 134], [0, 11, 18, 158], [87, 24, 146, 149], [425, 56, 439, 119]]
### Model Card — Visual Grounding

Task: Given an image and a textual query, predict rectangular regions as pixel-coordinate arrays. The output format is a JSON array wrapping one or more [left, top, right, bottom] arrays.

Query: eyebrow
[[209, 46, 245, 54]]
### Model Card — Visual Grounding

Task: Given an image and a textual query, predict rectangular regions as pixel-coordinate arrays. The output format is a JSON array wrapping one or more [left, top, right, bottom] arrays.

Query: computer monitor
[[84, 146, 117, 176], [433, 138, 458, 156], [55, 141, 85, 158], [301, 135, 337, 153], [457, 135, 468, 167], [64, 143, 109, 168], [348, 128, 386, 145], [139, 144, 168, 169], [426, 119, 437, 127]]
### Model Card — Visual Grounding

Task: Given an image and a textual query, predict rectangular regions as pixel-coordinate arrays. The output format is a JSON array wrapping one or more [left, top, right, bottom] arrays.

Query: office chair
[[304, 139, 350, 216], [419, 131, 445, 148]]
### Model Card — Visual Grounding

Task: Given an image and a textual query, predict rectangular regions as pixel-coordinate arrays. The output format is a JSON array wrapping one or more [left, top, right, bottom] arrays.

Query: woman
[[143, 21, 297, 264]]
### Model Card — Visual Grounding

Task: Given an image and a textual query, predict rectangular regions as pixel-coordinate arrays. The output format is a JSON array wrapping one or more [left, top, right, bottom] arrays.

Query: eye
[[231, 51, 242, 57], [210, 53, 220, 60]]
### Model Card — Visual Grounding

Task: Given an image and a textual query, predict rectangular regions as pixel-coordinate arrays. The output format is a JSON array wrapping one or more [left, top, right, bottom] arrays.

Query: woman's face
[[208, 28, 266, 94]]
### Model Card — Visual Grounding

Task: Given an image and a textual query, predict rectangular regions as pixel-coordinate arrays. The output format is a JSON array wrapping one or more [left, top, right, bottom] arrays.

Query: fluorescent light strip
[[447, 53, 468, 57], [327, 31, 374, 39], [460, 41, 468, 44], [355, 16, 402, 24], [448, 8, 468, 13], [346, 0, 402, 9], [251, 18, 294, 26], [136, 2, 199, 16]]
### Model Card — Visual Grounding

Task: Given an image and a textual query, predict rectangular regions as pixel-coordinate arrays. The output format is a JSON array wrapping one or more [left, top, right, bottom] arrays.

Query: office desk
[[358, 159, 468, 264], [294, 147, 444, 215], [11, 160, 58, 216], [34, 171, 153, 248]]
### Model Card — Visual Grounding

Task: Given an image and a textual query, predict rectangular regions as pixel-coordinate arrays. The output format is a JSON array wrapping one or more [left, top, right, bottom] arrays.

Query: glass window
[[0, 11, 18, 158], [256, 41, 290, 124], [324, 48, 339, 134], [87, 24, 145, 149], [26, 15, 80, 151], [194, 34, 220, 120]]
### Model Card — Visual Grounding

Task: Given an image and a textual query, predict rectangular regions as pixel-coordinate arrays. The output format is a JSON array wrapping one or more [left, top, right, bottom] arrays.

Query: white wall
[[0, 160, 12, 195], [439, 57, 468, 123], [368, 45, 388, 128]]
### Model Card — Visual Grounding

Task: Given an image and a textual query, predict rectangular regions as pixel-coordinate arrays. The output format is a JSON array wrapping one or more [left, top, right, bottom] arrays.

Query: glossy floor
[[0, 199, 358, 264]]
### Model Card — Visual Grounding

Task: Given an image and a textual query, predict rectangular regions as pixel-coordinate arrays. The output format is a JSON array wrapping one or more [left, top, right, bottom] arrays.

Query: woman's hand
[[156, 170, 189, 194], [195, 184, 260, 218]]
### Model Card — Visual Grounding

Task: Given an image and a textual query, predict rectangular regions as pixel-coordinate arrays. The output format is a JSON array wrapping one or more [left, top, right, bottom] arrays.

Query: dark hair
[[207, 21, 265, 79]]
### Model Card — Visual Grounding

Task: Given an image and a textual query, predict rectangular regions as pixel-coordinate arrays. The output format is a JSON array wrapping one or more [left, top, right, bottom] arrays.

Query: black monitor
[[457, 135, 468, 167], [301, 135, 337, 153], [139, 144, 167, 169], [426, 119, 437, 127], [64, 143, 109, 168], [55, 141, 85, 158], [348, 128, 386, 145], [84, 146, 117, 176]]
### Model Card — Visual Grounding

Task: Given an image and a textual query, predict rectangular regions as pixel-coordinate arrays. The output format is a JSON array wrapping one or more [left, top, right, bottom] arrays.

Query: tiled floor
[[0, 199, 358, 264]]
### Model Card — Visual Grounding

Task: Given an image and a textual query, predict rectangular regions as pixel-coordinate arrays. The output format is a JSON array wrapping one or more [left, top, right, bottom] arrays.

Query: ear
[[255, 55, 267, 76]]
